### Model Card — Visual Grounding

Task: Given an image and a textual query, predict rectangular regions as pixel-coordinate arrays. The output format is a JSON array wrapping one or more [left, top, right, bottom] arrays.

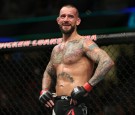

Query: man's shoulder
[[52, 44, 61, 51]]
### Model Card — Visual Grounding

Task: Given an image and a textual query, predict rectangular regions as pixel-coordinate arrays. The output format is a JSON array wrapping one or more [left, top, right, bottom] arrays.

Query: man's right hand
[[39, 89, 54, 108], [71, 82, 93, 100]]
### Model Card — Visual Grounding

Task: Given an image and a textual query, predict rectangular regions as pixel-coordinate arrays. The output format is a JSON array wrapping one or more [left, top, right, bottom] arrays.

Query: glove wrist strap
[[83, 82, 93, 92], [40, 88, 48, 95]]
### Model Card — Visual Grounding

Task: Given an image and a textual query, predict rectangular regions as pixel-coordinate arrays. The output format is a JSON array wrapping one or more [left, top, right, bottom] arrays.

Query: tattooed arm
[[42, 61, 56, 90], [83, 39, 114, 86], [42, 48, 56, 90], [39, 48, 56, 108]]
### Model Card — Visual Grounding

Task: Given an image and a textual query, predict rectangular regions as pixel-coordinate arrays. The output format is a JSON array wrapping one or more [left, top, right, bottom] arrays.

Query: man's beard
[[59, 25, 75, 35]]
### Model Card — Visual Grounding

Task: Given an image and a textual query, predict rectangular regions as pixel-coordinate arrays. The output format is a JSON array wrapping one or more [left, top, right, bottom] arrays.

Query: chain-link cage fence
[[0, 37, 135, 115]]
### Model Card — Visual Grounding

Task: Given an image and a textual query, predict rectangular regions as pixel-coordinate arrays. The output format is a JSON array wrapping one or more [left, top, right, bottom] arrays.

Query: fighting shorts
[[52, 96, 89, 115]]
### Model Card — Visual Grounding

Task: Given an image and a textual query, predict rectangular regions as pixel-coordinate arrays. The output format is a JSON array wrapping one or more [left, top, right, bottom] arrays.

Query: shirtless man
[[39, 4, 114, 115]]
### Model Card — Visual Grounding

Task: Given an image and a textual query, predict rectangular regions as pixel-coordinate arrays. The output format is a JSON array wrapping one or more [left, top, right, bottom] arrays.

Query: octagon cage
[[0, 32, 135, 115]]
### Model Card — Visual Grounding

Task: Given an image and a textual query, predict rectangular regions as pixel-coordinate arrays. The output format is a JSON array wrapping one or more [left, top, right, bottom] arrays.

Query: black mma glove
[[39, 89, 53, 104], [71, 82, 93, 100]]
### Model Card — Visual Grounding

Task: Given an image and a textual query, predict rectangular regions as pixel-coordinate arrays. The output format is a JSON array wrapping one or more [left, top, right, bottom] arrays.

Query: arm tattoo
[[89, 43, 98, 51], [86, 44, 114, 86], [86, 43, 99, 63], [89, 58, 113, 86], [42, 61, 56, 89], [46, 61, 56, 77]]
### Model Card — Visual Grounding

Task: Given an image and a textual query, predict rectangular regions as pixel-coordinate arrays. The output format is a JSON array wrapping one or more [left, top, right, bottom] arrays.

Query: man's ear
[[56, 17, 60, 25], [76, 18, 81, 26]]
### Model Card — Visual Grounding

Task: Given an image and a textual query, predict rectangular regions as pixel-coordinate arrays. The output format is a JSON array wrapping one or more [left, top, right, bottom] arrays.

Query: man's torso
[[52, 38, 94, 96]]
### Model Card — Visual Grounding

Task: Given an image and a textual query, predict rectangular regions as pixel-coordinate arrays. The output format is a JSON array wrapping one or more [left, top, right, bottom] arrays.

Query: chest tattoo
[[53, 39, 83, 64]]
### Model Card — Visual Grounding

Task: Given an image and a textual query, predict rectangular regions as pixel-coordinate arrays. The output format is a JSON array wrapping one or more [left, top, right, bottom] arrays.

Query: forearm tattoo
[[90, 58, 113, 86], [42, 61, 56, 89]]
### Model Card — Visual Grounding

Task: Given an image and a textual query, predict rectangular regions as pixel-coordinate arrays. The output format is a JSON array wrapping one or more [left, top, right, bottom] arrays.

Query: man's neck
[[62, 31, 81, 42]]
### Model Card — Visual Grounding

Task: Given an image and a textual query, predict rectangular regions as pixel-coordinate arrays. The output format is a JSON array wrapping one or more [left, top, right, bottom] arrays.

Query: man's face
[[57, 7, 80, 34]]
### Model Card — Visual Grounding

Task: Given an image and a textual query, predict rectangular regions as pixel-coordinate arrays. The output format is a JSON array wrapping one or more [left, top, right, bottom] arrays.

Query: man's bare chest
[[53, 41, 84, 64]]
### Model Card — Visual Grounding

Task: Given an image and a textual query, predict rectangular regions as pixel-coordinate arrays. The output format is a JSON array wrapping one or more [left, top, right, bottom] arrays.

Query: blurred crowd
[[0, 0, 135, 20]]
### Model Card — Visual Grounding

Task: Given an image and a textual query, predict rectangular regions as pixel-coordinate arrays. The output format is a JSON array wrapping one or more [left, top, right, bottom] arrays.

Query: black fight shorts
[[53, 96, 88, 115]]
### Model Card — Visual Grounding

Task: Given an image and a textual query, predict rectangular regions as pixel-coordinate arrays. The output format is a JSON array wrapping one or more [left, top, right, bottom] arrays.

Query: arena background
[[0, 1, 135, 115]]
